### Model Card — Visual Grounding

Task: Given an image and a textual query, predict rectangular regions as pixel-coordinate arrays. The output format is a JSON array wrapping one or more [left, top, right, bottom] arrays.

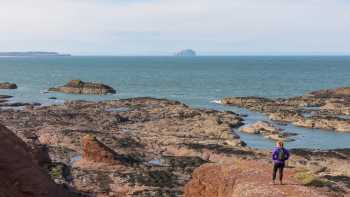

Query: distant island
[[0, 51, 71, 57], [174, 49, 197, 57]]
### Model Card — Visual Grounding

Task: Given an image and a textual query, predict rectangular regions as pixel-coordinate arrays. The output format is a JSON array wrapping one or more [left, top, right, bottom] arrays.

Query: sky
[[0, 0, 349, 56]]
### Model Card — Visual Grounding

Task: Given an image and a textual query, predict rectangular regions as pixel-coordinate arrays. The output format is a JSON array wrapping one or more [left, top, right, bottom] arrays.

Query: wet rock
[[49, 79, 116, 95], [0, 102, 41, 107], [0, 95, 13, 99], [0, 82, 17, 89]]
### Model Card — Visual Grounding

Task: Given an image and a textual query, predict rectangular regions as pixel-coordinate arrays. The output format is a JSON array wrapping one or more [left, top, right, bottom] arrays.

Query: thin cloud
[[0, 0, 349, 55]]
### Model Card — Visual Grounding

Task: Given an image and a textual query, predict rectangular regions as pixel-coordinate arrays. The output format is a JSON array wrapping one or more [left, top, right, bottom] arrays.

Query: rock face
[[0, 82, 17, 89], [221, 87, 350, 132], [183, 162, 332, 197], [174, 49, 196, 57], [0, 124, 71, 197], [82, 135, 133, 165], [49, 79, 116, 95]]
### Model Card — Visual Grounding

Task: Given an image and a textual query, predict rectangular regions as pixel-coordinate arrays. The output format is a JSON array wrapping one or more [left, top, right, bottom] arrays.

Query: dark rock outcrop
[[49, 80, 116, 95], [0, 82, 17, 89], [0, 95, 12, 99]]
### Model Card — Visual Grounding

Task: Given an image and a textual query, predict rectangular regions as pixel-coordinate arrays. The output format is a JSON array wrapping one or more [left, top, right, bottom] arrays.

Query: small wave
[[210, 100, 222, 104]]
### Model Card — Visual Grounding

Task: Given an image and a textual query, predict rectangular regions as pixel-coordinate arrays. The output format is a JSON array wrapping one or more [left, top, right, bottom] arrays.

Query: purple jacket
[[272, 147, 290, 164]]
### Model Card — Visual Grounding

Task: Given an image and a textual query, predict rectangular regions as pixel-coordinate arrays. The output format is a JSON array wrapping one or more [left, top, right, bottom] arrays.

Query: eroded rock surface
[[49, 80, 116, 95]]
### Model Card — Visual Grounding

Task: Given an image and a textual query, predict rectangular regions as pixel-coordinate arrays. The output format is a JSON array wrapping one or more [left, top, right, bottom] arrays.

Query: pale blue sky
[[0, 0, 349, 55]]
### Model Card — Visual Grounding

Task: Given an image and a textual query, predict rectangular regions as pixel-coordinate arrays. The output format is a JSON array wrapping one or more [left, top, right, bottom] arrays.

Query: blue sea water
[[1, 56, 350, 149]]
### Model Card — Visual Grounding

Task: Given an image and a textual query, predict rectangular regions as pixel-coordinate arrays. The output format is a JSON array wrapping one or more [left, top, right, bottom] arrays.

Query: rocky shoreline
[[221, 87, 350, 133], [0, 86, 350, 196]]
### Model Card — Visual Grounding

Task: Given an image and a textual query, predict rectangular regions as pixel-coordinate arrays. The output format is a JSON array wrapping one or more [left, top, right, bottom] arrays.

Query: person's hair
[[277, 141, 284, 148]]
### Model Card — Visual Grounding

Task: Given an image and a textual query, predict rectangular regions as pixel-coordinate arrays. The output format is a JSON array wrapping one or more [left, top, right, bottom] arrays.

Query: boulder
[[240, 121, 281, 134], [0, 82, 17, 89], [49, 79, 116, 95], [0, 124, 71, 197], [183, 162, 327, 197], [82, 135, 118, 164], [239, 121, 296, 141], [82, 135, 136, 165]]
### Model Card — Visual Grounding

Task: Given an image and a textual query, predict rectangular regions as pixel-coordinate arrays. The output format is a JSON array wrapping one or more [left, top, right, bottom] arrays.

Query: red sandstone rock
[[82, 135, 118, 164], [0, 124, 71, 197], [184, 161, 330, 197]]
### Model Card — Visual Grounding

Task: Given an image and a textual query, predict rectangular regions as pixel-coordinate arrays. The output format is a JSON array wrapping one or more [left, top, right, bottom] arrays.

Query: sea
[[1, 56, 350, 150]]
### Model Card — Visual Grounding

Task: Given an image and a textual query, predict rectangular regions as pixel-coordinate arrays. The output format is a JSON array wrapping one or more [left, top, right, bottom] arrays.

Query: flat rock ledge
[[239, 121, 296, 141], [49, 79, 116, 95], [221, 86, 350, 132], [0, 82, 17, 89]]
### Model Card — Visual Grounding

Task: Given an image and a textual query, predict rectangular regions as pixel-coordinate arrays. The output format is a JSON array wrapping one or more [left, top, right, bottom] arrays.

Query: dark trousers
[[272, 162, 285, 181]]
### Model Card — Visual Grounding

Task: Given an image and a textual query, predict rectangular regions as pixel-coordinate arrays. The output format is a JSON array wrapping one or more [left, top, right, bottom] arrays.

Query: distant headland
[[0, 51, 71, 57], [174, 49, 197, 57]]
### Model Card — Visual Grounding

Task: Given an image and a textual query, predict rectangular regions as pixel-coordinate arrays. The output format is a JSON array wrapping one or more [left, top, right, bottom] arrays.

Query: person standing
[[272, 141, 290, 185]]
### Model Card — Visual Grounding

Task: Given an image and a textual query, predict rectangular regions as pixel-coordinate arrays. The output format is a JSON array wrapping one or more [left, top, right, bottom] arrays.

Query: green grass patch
[[294, 168, 331, 187], [49, 165, 64, 179]]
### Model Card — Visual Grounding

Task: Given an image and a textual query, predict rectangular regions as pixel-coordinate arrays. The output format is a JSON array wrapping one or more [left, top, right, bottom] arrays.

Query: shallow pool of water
[[210, 103, 350, 150]]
